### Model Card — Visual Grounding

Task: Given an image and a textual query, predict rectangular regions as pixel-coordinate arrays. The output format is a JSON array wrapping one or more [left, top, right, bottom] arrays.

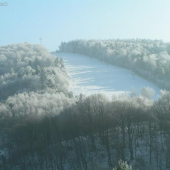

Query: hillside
[[59, 39, 170, 90], [56, 53, 160, 100], [0, 43, 170, 170]]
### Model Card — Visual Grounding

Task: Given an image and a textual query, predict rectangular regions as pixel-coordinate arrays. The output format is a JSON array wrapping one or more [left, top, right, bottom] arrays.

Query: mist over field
[[1, 0, 170, 170]]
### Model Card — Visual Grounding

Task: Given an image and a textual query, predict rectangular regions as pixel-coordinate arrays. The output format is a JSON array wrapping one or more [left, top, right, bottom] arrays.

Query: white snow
[[56, 53, 160, 100]]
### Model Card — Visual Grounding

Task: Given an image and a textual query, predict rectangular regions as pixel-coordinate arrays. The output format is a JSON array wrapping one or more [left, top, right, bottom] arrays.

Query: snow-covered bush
[[113, 160, 132, 170]]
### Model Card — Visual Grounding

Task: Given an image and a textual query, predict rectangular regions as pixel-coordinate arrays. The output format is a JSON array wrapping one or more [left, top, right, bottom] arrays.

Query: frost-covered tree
[[0, 43, 74, 119], [141, 87, 155, 99], [0, 43, 70, 100]]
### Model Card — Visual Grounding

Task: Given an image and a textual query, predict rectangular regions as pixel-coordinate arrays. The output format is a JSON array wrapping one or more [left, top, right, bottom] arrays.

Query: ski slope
[[56, 53, 160, 99]]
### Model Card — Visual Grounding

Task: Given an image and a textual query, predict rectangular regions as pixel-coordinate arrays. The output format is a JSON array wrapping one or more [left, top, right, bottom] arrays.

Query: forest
[[59, 39, 170, 90], [0, 43, 170, 170]]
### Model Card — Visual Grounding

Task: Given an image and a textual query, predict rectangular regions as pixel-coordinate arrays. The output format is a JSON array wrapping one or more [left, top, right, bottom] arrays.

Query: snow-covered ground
[[56, 53, 160, 100]]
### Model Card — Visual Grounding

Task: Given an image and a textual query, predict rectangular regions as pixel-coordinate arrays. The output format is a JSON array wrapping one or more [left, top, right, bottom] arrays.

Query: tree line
[[0, 91, 170, 170]]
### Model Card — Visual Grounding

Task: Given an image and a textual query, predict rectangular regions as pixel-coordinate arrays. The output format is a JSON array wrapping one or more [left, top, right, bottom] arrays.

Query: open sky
[[0, 0, 170, 51]]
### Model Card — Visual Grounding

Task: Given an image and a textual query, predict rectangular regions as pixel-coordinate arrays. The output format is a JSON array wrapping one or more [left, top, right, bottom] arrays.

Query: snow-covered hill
[[56, 53, 160, 99]]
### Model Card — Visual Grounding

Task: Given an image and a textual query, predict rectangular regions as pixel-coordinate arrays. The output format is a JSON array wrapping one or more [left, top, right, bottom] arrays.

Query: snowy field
[[55, 53, 160, 100]]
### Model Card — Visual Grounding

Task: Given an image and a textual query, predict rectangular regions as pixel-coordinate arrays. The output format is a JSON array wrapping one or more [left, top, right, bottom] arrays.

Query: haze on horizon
[[0, 0, 170, 51]]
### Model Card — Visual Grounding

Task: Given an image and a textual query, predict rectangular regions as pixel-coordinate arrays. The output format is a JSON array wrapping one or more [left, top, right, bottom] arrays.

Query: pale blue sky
[[0, 0, 170, 51]]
